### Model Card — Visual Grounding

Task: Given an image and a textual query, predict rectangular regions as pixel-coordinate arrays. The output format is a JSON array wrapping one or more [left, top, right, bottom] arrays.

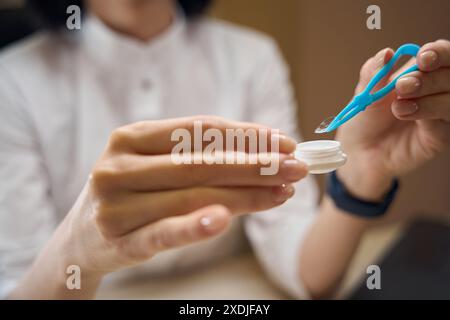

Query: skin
[[10, 116, 305, 299], [9, 0, 450, 299], [86, 0, 176, 41], [9, 1, 309, 299], [300, 40, 450, 298]]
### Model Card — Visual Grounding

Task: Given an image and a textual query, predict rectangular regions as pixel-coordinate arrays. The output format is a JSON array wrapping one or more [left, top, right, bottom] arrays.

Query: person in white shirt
[[0, 0, 449, 299]]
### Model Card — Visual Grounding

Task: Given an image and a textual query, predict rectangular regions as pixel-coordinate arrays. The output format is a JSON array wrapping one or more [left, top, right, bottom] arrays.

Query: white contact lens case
[[295, 140, 347, 174]]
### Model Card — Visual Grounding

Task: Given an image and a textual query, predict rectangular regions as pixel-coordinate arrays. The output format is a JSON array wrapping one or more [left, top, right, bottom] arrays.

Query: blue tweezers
[[317, 43, 420, 133]]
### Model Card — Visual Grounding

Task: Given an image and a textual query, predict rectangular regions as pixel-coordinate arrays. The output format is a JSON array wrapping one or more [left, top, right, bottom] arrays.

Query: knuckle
[[93, 203, 123, 239], [436, 39, 450, 47], [148, 227, 171, 251], [90, 154, 130, 193], [155, 220, 198, 248], [159, 226, 177, 249], [421, 134, 447, 160], [109, 126, 132, 150], [180, 224, 195, 241], [90, 163, 118, 193], [409, 71, 426, 88], [192, 115, 223, 131], [114, 236, 152, 262], [128, 120, 153, 135]]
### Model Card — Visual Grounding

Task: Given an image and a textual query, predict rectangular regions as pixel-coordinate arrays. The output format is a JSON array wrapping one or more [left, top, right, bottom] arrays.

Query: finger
[[392, 92, 450, 121], [96, 185, 295, 237], [119, 205, 232, 260], [356, 48, 394, 94], [388, 56, 417, 81], [396, 68, 450, 99], [108, 116, 297, 155], [93, 153, 307, 191], [418, 39, 450, 72]]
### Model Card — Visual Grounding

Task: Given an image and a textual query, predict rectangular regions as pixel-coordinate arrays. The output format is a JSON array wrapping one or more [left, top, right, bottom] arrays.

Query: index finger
[[109, 115, 297, 155]]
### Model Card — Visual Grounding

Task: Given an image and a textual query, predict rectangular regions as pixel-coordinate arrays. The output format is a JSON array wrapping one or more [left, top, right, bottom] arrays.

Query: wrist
[[337, 156, 395, 202], [10, 220, 104, 299], [51, 218, 105, 298]]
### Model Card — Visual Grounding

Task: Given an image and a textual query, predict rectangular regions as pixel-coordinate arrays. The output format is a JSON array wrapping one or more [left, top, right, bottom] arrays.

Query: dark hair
[[26, 0, 213, 28]]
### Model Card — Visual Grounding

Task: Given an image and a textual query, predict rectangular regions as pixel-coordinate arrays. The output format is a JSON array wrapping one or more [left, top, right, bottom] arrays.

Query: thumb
[[355, 48, 394, 94], [122, 204, 232, 261]]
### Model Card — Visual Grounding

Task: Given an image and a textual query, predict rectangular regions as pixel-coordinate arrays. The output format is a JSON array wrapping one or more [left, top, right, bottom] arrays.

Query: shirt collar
[[81, 11, 186, 71]]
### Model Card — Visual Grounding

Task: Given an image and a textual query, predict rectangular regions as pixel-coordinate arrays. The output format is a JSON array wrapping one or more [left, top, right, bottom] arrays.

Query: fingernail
[[272, 184, 295, 203], [280, 158, 306, 182], [272, 133, 297, 150], [394, 100, 419, 117], [419, 50, 438, 69], [396, 77, 421, 95], [200, 214, 222, 232]]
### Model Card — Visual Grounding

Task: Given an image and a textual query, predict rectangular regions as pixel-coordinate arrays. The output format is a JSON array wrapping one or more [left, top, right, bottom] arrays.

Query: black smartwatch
[[326, 171, 399, 218]]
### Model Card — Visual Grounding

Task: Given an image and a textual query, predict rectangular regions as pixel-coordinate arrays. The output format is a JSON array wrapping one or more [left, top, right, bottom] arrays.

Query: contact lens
[[314, 116, 336, 134]]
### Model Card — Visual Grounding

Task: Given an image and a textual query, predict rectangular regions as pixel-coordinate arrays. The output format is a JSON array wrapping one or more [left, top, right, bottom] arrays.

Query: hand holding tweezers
[[317, 43, 421, 133]]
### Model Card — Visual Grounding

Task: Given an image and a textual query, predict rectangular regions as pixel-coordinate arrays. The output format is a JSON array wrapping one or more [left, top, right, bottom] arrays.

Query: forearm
[[9, 261, 102, 300], [8, 215, 104, 299], [299, 161, 393, 299], [298, 38, 450, 300], [299, 196, 370, 299]]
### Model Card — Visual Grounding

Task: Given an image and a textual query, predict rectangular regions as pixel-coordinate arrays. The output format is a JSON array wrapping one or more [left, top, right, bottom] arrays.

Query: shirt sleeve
[[0, 65, 57, 298], [243, 38, 319, 299]]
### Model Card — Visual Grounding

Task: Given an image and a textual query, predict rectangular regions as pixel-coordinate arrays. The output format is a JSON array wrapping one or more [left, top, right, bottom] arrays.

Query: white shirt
[[0, 15, 318, 298]]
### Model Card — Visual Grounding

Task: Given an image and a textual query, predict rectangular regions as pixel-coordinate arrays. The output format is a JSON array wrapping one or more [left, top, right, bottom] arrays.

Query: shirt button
[[140, 78, 152, 91]]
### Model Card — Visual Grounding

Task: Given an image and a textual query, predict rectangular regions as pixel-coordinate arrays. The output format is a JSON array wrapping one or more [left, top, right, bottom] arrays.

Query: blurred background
[[210, 0, 450, 223], [0, 0, 449, 299], [1, 0, 449, 222]]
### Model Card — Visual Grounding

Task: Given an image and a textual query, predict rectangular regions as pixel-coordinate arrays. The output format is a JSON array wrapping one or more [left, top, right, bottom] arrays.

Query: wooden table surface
[[96, 222, 404, 300]]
